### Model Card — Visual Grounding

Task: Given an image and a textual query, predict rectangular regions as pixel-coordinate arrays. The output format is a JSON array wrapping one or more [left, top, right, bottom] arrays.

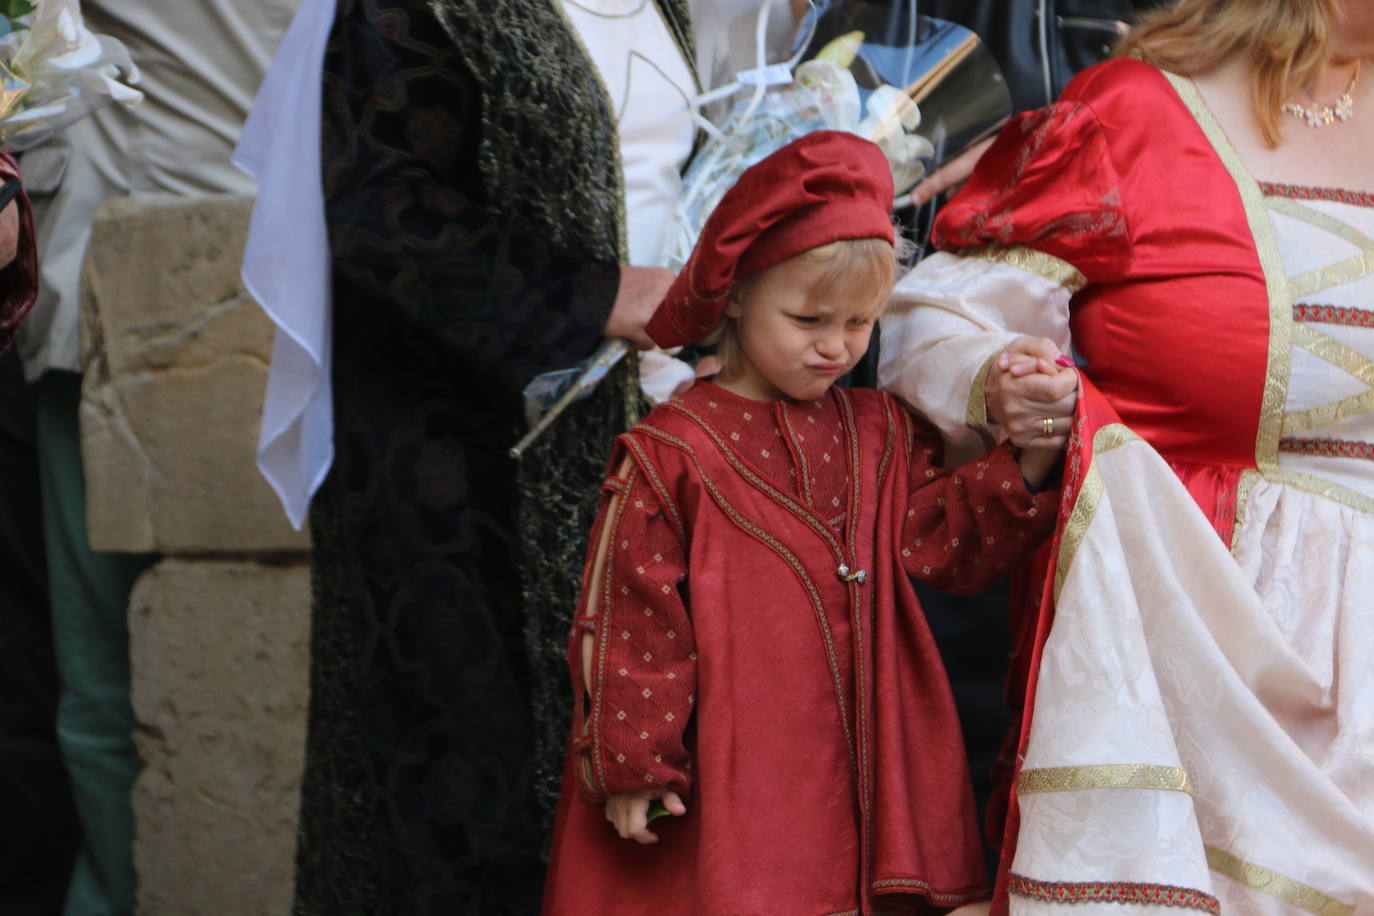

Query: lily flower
[[0, 0, 141, 150]]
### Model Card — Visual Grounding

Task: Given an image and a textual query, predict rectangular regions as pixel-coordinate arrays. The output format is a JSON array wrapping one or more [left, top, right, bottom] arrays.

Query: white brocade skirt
[[1007, 436, 1374, 915]]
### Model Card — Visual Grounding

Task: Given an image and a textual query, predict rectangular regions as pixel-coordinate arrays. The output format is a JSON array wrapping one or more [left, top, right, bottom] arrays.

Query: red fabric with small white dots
[[547, 382, 1056, 916], [571, 461, 698, 800], [901, 412, 1058, 594]]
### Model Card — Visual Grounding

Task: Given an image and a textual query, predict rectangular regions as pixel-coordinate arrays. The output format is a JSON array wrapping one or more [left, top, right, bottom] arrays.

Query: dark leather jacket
[[921, 0, 1152, 111]]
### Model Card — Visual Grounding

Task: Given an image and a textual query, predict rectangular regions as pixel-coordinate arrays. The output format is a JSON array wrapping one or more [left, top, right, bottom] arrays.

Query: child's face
[[722, 255, 877, 402]]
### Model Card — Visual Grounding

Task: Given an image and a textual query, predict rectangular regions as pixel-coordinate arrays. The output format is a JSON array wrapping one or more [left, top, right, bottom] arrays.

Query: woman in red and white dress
[[879, 0, 1374, 912]]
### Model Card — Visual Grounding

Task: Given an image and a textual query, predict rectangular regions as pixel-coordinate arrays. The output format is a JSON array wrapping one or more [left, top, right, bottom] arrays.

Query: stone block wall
[[128, 561, 309, 915], [79, 194, 307, 554], [79, 194, 311, 915]]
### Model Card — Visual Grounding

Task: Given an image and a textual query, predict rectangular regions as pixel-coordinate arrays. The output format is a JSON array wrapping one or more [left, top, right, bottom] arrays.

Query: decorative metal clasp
[[837, 563, 867, 585]]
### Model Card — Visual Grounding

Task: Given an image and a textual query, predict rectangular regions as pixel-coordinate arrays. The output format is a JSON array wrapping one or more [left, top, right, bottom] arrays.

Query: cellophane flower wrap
[[0, 0, 141, 151], [665, 17, 936, 272], [666, 5, 1013, 271], [516, 6, 1011, 447]]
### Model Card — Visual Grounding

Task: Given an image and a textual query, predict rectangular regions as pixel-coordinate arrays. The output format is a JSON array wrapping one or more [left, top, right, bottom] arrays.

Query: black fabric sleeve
[[320, 0, 620, 391]]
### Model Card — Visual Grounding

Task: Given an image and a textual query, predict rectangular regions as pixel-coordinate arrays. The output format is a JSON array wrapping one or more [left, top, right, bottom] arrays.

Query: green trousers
[[35, 370, 155, 916]]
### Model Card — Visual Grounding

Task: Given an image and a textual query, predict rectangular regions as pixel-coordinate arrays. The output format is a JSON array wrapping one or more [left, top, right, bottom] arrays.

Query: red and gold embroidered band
[[1007, 874, 1220, 916], [1292, 303, 1374, 328]]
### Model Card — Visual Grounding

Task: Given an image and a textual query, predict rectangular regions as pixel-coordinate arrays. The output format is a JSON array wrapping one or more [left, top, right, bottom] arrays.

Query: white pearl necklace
[[1282, 61, 1360, 128]]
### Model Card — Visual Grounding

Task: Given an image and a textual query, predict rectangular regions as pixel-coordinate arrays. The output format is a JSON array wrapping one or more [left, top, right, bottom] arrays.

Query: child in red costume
[[542, 131, 1064, 915]]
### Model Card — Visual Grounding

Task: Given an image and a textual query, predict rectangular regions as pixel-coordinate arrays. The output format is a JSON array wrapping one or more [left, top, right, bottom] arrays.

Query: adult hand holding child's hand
[[604, 266, 675, 350], [986, 336, 1078, 449]]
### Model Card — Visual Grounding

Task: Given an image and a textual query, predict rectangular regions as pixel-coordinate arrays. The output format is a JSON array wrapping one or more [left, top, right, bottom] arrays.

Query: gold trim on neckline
[[1159, 71, 1292, 478]]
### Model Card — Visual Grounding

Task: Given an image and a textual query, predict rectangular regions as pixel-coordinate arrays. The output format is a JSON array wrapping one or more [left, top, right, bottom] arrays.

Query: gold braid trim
[[964, 244, 1088, 293], [1159, 71, 1291, 477], [1053, 423, 1140, 599], [965, 350, 999, 448], [1017, 763, 1192, 795], [1206, 847, 1355, 916]]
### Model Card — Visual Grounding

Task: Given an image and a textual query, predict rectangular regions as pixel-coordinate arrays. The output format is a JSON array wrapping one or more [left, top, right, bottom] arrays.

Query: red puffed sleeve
[[900, 410, 1058, 594], [931, 96, 1133, 287], [0, 152, 38, 350], [569, 458, 695, 803]]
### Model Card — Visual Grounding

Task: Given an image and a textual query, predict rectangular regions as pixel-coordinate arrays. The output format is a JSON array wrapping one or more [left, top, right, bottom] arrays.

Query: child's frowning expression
[[718, 244, 888, 403]]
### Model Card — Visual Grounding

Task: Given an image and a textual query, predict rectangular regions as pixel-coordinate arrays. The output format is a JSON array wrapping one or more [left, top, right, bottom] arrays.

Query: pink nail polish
[[1054, 354, 1075, 368]]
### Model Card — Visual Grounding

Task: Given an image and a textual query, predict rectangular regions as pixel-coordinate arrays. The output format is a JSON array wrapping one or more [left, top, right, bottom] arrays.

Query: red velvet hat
[[647, 130, 894, 348]]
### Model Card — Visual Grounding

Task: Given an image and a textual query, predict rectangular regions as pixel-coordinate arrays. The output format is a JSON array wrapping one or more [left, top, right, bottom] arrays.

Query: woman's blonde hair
[[711, 237, 897, 377], [1116, 0, 1341, 147]]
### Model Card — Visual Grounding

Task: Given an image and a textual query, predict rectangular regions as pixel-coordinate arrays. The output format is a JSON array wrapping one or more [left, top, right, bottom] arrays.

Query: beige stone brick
[[129, 559, 310, 916], [78, 194, 307, 551]]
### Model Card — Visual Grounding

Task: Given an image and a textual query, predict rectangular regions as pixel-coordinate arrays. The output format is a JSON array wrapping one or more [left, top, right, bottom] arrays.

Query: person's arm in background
[[904, 136, 994, 209], [321, 0, 668, 394], [0, 153, 39, 350]]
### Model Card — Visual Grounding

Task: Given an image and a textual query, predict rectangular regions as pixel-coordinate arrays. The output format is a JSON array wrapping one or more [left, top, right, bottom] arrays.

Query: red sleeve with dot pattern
[[901, 410, 1059, 595], [570, 461, 696, 803]]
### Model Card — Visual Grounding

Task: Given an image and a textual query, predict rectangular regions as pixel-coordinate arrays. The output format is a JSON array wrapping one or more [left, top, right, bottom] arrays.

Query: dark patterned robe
[[299, 0, 695, 913]]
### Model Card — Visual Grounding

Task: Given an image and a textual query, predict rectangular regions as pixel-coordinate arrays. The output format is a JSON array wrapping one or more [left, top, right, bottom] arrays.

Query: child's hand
[[604, 789, 687, 844], [986, 336, 1077, 448]]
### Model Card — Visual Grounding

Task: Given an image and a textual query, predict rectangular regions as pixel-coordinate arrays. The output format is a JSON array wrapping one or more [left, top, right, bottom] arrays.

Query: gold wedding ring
[[1041, 417, 1055, 437]]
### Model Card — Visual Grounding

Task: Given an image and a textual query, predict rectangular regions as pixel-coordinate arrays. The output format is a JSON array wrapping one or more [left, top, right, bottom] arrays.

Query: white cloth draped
[[234, 0, 335, 530]]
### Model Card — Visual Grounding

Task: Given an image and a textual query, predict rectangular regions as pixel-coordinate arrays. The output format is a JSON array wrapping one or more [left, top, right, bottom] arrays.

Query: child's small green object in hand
[[646, 800, 670, 822]]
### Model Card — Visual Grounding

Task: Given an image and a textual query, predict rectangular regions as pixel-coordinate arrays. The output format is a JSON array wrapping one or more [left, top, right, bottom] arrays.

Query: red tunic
[[542, 381, 1057, 915]]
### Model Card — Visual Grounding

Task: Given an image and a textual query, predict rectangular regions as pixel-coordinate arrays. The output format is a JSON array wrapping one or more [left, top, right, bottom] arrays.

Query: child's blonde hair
[[710, 237, 897, 377]]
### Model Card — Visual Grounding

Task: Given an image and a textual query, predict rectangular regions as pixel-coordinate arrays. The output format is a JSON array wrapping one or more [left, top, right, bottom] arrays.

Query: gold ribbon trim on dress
[[965, 244, 1088, 293], [1171, 70, 1374, 520], [1054, 423, 1140, 599], [964, 350, 999, 447], [1205, 847, 1355, 916], [1266, 196, 1374, 300], [1017, 764, 1192, 795], [1291, 322, 1374, 387], [1160, 71, 1293, 480], [1280, 318, 1374, 439]]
